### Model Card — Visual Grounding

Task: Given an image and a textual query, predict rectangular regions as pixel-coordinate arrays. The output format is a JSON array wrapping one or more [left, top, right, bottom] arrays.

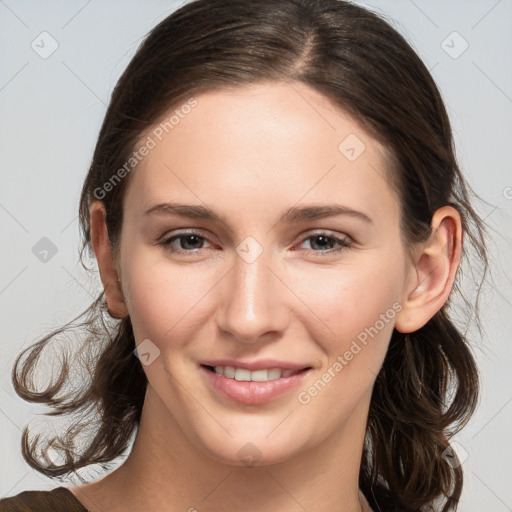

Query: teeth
[[212, 366, 300, 381], [268, 368, 281, 380], [223, 366, 235, 378], [235, 368, 251, 381]]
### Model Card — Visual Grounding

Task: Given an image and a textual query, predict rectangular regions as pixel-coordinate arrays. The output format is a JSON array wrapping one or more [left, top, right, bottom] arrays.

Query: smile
[[206, 365, 302, 381], [200, 365, 312, 405]]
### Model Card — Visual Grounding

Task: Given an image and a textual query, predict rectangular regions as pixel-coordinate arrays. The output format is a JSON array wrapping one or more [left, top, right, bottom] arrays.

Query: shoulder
[[0, 487, 88, 512]]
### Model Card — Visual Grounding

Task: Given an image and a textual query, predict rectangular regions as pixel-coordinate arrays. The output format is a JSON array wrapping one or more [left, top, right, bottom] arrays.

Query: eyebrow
[[144, 202, 373, 225]]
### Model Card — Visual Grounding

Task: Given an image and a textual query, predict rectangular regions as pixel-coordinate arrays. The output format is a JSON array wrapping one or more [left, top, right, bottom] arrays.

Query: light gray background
[[1, 1, 511, 510]]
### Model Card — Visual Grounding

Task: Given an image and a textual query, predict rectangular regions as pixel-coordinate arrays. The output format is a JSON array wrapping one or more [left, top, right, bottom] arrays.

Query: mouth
[[201, 364, 312, 381], [200, 364, 313, 405]]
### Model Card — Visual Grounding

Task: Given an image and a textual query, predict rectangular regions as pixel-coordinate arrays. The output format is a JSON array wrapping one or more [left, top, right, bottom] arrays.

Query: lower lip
[[200, 365, 312, 405]]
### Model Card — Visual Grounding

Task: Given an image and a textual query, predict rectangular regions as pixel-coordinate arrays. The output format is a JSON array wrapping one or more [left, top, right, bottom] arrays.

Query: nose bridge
[[217, 239, 288, 343]]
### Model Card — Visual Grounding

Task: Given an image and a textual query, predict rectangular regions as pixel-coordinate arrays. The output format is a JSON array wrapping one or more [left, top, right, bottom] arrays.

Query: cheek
[[289, 261, 404, 420], [121, 249, 218, 345], [293, 259, 404, 361]]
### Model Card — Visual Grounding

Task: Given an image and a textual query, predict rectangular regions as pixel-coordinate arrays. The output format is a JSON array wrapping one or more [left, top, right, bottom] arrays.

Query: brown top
[[0, 487, 88, 512]]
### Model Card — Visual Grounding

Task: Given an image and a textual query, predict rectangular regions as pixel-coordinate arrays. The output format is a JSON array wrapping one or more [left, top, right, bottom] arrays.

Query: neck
[[73, 386, 371, 512]]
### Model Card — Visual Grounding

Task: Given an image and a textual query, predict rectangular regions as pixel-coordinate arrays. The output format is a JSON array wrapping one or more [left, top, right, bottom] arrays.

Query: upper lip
[[200, 359, 312, 371]]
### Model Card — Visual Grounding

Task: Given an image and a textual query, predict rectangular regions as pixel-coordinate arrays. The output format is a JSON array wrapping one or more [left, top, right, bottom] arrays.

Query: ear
[[395, 206, 462, 333], [89, 201, 128, 319]]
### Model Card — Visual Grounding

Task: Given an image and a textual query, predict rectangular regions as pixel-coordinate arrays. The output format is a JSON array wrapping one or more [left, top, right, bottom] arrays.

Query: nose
[[215, 247, 290, 344]]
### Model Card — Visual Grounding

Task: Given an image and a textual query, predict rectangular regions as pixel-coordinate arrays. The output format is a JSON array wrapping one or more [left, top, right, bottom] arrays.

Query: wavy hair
[[12, 1, 487, 510]]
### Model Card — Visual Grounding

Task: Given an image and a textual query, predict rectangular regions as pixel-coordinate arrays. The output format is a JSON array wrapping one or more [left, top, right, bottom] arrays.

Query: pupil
[[184, 235, 201, 249], [313, 235, 330, 250]]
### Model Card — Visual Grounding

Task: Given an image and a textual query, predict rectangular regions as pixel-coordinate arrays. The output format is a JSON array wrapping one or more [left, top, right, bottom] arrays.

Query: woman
[[0, 0, 487, 510]]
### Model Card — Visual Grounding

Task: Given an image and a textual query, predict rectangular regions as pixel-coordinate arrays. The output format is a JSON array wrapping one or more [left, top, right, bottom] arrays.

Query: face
[[115, 81, 413, 466]]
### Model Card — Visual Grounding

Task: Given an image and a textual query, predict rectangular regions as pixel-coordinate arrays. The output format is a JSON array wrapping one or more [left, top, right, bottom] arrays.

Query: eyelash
[[159, 230, 352, 257]]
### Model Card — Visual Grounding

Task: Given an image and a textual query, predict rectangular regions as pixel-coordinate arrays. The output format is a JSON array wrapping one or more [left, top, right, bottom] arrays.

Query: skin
[[70, 81, 462, 512]]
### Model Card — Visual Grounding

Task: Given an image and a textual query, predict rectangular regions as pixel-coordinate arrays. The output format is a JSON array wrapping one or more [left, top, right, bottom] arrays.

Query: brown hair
[[12, 1, 487, 510]]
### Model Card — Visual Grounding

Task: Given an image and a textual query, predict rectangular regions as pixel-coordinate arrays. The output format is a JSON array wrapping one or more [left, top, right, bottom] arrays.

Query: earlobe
[[89, 201, 128, 319], [395, 206, 462, 333]]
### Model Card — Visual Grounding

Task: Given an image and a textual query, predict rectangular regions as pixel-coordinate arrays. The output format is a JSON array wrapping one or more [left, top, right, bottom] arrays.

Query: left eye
[[297, 233, 352, 255], [159, 231, 351, 255]]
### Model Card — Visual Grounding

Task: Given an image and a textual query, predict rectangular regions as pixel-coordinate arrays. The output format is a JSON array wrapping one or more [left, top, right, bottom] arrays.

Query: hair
[[12, 1, 488, 510]]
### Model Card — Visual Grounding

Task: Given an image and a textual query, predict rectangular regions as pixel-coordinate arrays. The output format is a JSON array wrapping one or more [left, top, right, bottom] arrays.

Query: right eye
[[159, 232, 214, 254]]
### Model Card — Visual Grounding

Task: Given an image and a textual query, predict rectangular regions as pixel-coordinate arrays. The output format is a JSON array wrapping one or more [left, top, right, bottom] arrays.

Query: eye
[[160, 232, 213, 254], [296, 231, 352, 255]]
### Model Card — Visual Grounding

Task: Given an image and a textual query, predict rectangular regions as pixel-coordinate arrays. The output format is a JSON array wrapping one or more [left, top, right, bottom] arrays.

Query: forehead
[[124, 81, 398, 224]]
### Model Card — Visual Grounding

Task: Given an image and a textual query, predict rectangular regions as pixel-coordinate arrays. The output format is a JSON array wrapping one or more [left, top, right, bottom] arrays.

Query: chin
[[195, 429, 309, 469]]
